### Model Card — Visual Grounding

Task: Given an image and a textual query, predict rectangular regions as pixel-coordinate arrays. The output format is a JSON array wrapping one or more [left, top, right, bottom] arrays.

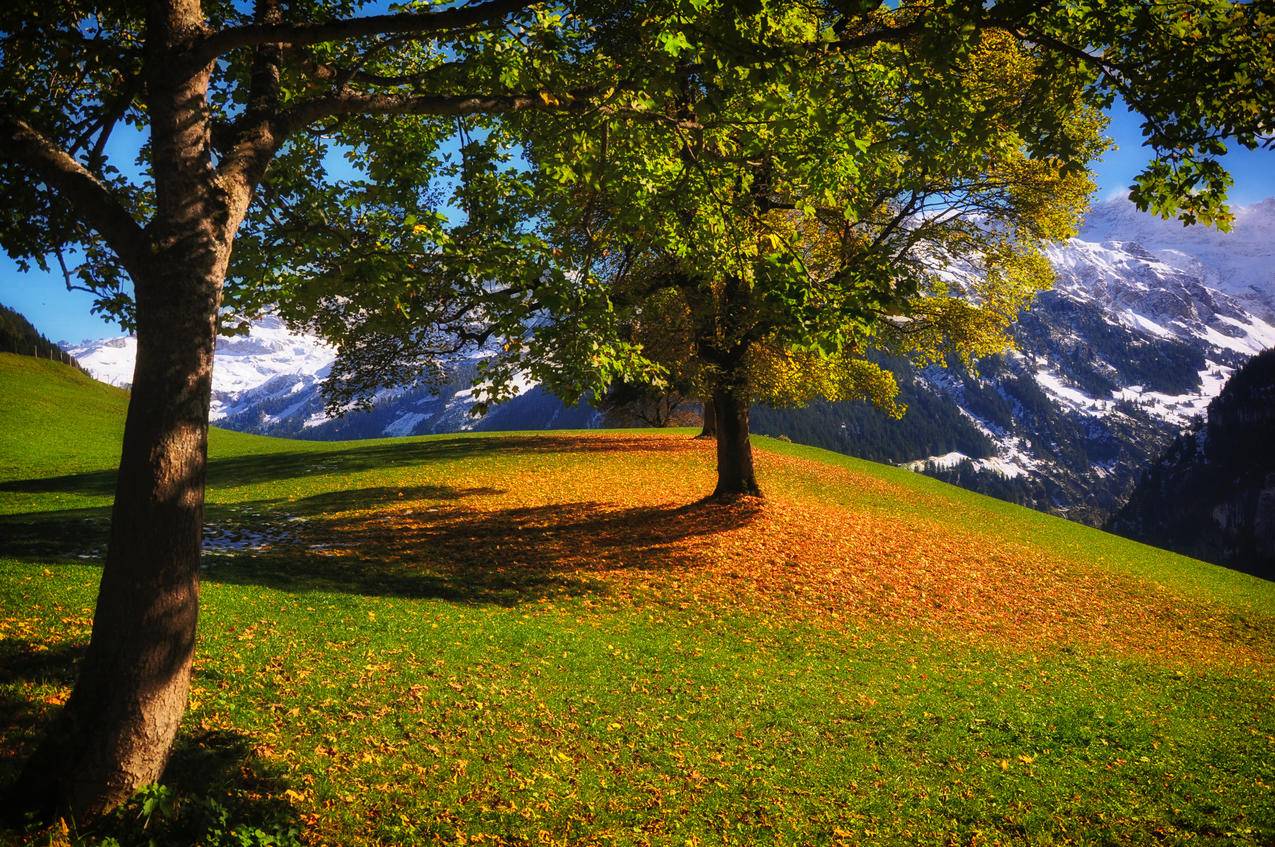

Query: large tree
[[486, 0, 1275, 498], [0, 0, 649, 821], [275, 3, 1272, 502]]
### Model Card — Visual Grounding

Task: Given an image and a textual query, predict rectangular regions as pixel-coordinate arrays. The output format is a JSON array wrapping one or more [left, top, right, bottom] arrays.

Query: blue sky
[[5, 101, 1274, 343]]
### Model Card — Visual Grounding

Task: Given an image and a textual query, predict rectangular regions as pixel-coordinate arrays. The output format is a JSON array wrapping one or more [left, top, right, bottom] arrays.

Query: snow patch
[[383, 411, 433, 437], [903, 451, 1028, 479], [1034, 368, 1104, 414]]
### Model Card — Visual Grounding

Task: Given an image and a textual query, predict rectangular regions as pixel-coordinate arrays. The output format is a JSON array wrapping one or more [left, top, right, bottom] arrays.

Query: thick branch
[[246, 0, 285, 116], [0, 116, 150, 274], [194, 0, 533, 63]]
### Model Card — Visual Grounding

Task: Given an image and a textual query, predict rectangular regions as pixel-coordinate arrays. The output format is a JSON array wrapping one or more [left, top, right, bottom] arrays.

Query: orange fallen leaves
[[254, 432, 1270, 672]]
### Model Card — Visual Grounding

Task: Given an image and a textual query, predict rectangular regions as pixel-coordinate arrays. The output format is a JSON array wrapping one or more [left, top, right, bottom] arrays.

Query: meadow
[[1, 352, 1272, 846]]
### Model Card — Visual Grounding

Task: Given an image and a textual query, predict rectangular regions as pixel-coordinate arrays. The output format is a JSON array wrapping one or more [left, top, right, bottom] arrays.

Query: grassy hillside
[[1, 352, 1273, 845]]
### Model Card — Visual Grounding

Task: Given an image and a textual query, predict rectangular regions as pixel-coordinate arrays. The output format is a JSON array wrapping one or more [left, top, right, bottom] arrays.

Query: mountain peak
[[64, 316, 336, 420], [1079, 195, 1275, 321]]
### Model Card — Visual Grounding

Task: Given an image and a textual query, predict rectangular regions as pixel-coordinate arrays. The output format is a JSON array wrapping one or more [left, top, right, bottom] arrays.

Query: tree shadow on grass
[[0, 433, 694, 498], [0, 478, 758, 605], [0, 637, 301, 844], [210, 493, 763, 605], [124, 729, 303, 847], [0, 507, 111, 561], [0, 484, 503, 564], [0, 640, 86, 785]]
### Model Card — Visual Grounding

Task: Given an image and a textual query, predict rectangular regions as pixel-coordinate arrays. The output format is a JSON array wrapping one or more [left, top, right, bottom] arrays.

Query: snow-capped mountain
[[873, 234, 1275, 522], [1030, 234, 1269, 426], [63, 315, 336, 421], [63, 315, 599, 436], [755, 198, 1275, 523], [216, 355, 600, 439], [61, 196, 1275, 524], [1080, 196, 1275, 320]]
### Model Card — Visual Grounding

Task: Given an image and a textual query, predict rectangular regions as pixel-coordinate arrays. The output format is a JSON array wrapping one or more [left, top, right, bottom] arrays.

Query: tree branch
[[193, 0, 534, 64], [246, 0, 285, 117], [0, 116, 150, 274], [282, 89, 586, 128]]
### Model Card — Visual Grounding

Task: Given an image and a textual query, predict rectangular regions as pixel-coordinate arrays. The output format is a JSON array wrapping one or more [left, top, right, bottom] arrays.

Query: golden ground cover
[[263, 432, 1274, 672]]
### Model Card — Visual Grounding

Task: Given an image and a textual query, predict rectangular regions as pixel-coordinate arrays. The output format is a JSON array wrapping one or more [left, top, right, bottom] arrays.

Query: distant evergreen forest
[[0, 303, 84, 370], [751, 354, 997, 465]]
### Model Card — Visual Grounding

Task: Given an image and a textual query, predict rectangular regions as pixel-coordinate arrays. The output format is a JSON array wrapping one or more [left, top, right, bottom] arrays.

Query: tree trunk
[[4, 1, 236, 818], [696, 396, 717, 438], [711, 386, 761, 499], [7, 256, 222, 822]]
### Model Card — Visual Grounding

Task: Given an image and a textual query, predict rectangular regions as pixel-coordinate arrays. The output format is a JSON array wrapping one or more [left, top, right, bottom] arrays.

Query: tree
[[0, 0, 667, 821], [592, 288, 705, 428], [293, 2, 1271, 501], [499, 1, 1274, 499]]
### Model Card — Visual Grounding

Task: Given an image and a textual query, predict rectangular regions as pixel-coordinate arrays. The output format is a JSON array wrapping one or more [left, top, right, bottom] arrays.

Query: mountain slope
[[1108, 348, 1275, 579], [1, 354, 1273, 845], [755, 221, 1275, 523], [1081, 195, 1275, 319], [0, 302, 85, 370]]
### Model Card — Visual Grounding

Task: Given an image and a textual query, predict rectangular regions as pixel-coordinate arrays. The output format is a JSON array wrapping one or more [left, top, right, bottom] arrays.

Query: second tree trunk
[[711, 387, 760, 499], [697, 396, 717, 438]]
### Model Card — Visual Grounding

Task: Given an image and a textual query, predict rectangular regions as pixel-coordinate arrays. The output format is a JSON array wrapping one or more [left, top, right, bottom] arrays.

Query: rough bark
[[696, 396, 717, 438], [0, 0, 595, 821], [8, 253, 224, 821], [5, 0, 240, 822], [711, 385, 761, 499]]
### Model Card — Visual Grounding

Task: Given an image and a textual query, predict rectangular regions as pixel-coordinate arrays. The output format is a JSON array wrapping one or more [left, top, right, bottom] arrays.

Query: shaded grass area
[[1, 355, 1274, 844]]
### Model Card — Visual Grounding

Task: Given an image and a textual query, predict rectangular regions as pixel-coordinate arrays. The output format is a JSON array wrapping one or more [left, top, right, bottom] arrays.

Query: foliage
[[747, 344, 904, 415], [592, 289, 701, 426], [58, 782, 304, 847], [0, 0, 1267, 409], [220, 1, 1275, 415], [481, 10, 1104, 420]]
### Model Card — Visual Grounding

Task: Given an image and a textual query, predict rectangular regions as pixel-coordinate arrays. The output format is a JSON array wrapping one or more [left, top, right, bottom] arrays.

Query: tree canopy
[[323, 0, 1275, 496]]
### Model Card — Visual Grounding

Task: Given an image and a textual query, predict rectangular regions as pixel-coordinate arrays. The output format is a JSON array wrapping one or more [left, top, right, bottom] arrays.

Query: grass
[[0, 351, 1273, 845]]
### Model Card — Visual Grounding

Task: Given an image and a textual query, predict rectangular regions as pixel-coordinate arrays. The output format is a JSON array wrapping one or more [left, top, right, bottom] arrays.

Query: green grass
[[1, 352, 1273, 846]]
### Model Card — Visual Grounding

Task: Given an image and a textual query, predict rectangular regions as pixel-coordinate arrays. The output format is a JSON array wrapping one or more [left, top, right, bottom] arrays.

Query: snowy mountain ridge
[[1079, 196, 1275, 320], [63, 315, 336, 422], [880, 206, 1275, 520], [1040, 238, 1274, 420]]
